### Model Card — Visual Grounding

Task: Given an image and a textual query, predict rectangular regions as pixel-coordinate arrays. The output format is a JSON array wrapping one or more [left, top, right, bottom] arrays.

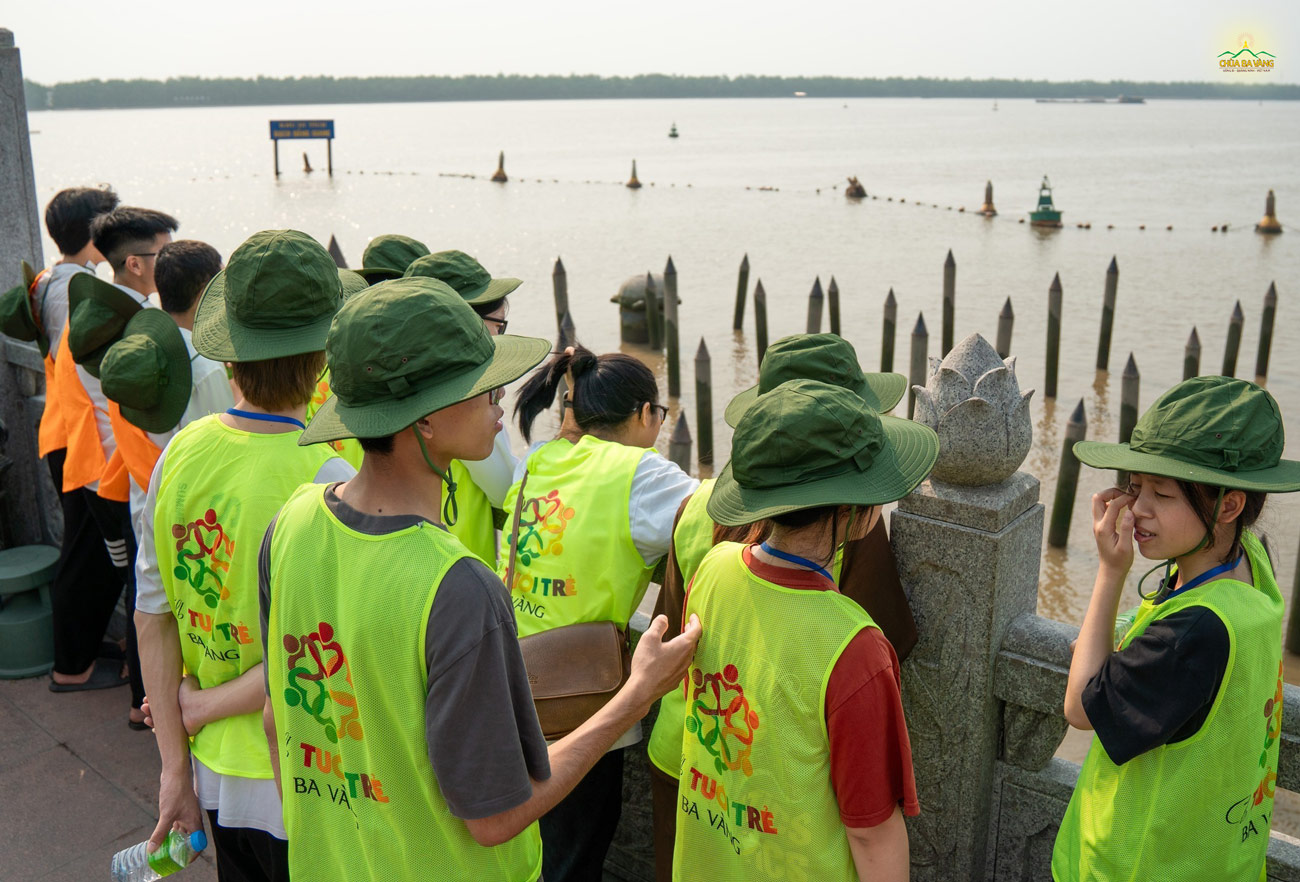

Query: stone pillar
[[0, 29, 56, 548], [893, 473, 1044, 881]]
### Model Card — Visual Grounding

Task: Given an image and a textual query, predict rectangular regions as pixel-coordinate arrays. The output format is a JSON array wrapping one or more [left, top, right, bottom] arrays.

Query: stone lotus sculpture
[[912, 333, 1033, 486]]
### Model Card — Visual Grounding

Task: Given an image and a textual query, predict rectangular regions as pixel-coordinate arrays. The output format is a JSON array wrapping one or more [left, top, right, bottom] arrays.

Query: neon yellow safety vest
[[673, 542, 875, 882], [266, 483, 542, 882], [500, 436, 654, 638], [154, 414, 340, 778], [647, 479, 715, 775], [446, 459, 498, 565], [306, 368, 364, 471], [1052, 530, 1283, 882]]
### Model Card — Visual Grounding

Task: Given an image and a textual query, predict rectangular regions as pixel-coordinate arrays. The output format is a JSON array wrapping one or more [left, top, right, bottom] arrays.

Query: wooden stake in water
[[695, 339, 714, 464], [882, 289, 897, 372], [1046, 273, 1063, 398], [1048, 399, 1087, 548], [827, 276, 842, 336], [1096, 256, 1118, 371], [558, 310, 577, 350], [644, 272, 662, 351], [668, 412, 692, 473], [754, 280, 769, 369], [326, 235, 348, 269], [942, 249, 956, 355], [1256, 282, 1277, 384], [1183, 327, 1201, 381], [552, 257, 569, 333], [1222, 300, 1244, 377], [664, 256, 681, 397], [733, 254, 749, 331], [806, 277, 824, 333], [908, 312, 928, 420], [996, 297, 1015, 358], [1118, 353, 1139, 487]]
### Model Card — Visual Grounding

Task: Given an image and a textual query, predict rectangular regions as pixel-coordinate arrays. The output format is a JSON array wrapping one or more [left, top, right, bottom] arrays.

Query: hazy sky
[[6, 0, 1297, 84]]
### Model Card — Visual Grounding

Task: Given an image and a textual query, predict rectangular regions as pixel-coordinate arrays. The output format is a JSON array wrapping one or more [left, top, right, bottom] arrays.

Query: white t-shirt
[[38, 262, 94, 360], [461, 427, 518, 508], [136, 436, 355, 837]]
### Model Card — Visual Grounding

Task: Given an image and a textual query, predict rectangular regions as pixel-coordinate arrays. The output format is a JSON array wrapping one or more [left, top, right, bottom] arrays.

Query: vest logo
[[170, 507, 234, 610], [282, 621, 364, 744], [687, 663, 761, 777], [509, 489, 575, 566]]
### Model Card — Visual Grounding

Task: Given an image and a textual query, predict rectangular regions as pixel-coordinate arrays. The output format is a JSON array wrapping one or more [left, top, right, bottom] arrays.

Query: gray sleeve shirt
[[259, 483, 550, 821]]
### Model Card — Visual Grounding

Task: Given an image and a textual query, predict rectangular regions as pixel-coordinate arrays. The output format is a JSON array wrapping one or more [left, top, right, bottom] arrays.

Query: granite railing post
[[894, 333, 1044, 881]]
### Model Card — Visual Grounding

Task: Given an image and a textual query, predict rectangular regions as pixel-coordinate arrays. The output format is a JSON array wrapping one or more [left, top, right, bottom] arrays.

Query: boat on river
[[1029, 176, 1062, 227], [668, 122, 678, 138]]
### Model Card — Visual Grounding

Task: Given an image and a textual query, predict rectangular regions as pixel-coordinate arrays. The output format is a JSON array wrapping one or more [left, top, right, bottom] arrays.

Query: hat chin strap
[[1137, 487, 1225, 601], [412, 425, 459, 526]]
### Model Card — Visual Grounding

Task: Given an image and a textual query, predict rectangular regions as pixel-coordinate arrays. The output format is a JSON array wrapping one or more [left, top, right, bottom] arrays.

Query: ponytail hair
[[514, 344, 659, 443]]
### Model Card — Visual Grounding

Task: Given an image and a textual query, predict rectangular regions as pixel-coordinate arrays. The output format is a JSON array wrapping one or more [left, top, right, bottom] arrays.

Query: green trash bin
[[0, 544, 59, 678]]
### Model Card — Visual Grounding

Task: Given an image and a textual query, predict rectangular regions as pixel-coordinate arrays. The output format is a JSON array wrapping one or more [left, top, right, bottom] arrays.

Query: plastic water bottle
[[110, 829, 208, 881]]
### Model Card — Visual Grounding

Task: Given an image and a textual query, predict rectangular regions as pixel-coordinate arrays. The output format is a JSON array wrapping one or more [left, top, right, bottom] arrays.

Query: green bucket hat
[[193, 230, 343, 362], [707, 378, 939, 526], [1074, 376, 1300, 492], [402, 250, 523, 305], [0, 281, 46, 356], [356, 234, 430, 282], [300, 276, 551, 445], [724, 334, 908, 426], [99, 309, 192, 433], [67, 273, 144, 377], [338, 269, 370, 299]]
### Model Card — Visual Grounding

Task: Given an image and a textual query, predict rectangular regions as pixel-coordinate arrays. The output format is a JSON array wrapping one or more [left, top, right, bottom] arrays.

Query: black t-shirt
[[1082, 605, 1230, 766]]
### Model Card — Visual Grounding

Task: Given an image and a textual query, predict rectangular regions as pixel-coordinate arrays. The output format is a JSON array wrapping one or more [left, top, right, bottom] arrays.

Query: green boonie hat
[[338, 269, 369, 299], [0, 281, 47, 356], [356, 234, 430, 282], [724, 333, 907, 426], [100, 309, 192, 433], [1074, 376, 1300, 493], [193, 230, 342, 362], [402, 250, 523, 305], [707, 379, 939, 525], [67, 274, 144, 377], [300, 277, 551, 445]]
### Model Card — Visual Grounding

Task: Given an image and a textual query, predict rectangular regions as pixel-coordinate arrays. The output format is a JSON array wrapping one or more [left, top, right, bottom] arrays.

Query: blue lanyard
[[759, 542, 834, 582], [226, 408, 306, 430], [1157, 554, 1244, 604]]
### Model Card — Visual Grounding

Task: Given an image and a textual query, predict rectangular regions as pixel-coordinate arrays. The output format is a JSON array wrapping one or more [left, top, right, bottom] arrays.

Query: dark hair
[[470, 297, 506, 319], [231, 352, 326, 411], [155, 240, 221, 314], [89, 206, 179, 269], [1177, 481, 1267, 563], [44, 186, 119, 255], [359, 434, 396, 455], [514, 345, 658, 443]]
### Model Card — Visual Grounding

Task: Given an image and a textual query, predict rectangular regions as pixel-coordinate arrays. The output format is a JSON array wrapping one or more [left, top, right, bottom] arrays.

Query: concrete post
[[996, 297, 1014, 359], [893, 472, 1044, 881], [882, 289, 897, 372]]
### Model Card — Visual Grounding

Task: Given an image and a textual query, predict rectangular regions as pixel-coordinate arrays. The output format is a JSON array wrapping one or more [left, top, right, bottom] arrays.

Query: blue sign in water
[[269, 120, 335, 140]]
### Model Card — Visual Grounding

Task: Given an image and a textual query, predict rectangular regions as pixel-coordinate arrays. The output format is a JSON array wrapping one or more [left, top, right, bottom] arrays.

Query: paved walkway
[[0, 675, 216, 882]]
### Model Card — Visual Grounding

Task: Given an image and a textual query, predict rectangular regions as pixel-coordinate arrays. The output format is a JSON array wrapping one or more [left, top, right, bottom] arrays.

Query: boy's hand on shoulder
[[627, 614, 701, 713]]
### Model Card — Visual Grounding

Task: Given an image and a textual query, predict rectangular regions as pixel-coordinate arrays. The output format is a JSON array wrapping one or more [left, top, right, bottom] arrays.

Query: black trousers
[[540, 748, 624, 882], [205, 810, 290, 882]]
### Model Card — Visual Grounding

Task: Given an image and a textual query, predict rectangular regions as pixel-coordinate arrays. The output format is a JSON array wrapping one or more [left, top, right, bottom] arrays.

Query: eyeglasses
[[649, 404, 669, 422], [483, 316, 508, 335]]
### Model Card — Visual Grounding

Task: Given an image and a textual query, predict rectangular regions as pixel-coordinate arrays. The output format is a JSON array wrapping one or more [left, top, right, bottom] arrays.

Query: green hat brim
[[707, 415, 939, 525], [338, 269, 370, 299], [461, 277, 523, 306], [1074, 440, 1300, 493], [193, 269, 335, 362], [0, 282, 48, 357], [108, 310, 193, 434], [21, 260, 37, 290], [68, 274, 144, 377], [724, 371, 908, 427], [300, 334, 551, 445], [354, 266, 405, 282], [20, 259, 49, 356]]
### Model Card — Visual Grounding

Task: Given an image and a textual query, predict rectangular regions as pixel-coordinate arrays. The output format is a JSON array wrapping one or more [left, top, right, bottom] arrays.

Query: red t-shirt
[[685, 546, 920, 828]]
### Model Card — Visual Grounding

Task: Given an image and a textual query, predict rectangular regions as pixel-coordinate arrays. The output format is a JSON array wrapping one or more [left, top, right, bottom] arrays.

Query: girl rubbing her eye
[[1052, 376, 1300, 882]]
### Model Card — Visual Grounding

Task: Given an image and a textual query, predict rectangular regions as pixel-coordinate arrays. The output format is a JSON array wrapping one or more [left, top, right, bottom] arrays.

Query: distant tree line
[[22, 74, 1299, 110]]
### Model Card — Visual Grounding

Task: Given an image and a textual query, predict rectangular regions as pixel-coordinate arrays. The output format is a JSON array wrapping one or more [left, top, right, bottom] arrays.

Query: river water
[[27, 96, 1300, 629]]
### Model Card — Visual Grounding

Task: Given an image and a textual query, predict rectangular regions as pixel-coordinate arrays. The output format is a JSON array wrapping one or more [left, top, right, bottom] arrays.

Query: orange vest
[[52, 328, 108, 492], [29, 269, 67, 457], [99, 403, 162, 502]]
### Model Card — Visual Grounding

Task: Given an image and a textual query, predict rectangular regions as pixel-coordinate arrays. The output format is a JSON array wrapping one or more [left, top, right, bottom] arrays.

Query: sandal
[[48, 657, 129, 692]]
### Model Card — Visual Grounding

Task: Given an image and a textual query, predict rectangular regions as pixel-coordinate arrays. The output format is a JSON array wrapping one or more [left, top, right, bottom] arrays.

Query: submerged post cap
[[355, 234, 430, 281], [193, 230, 342, 362], [402, 250, 522, 305], [1074, 376, 1300, 492], [300, 277, 550, 445], [99, 309, 192, 434], [707, 379, 938, 525], [724, 333, 907, 426], [67, 274, 143, 377]]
